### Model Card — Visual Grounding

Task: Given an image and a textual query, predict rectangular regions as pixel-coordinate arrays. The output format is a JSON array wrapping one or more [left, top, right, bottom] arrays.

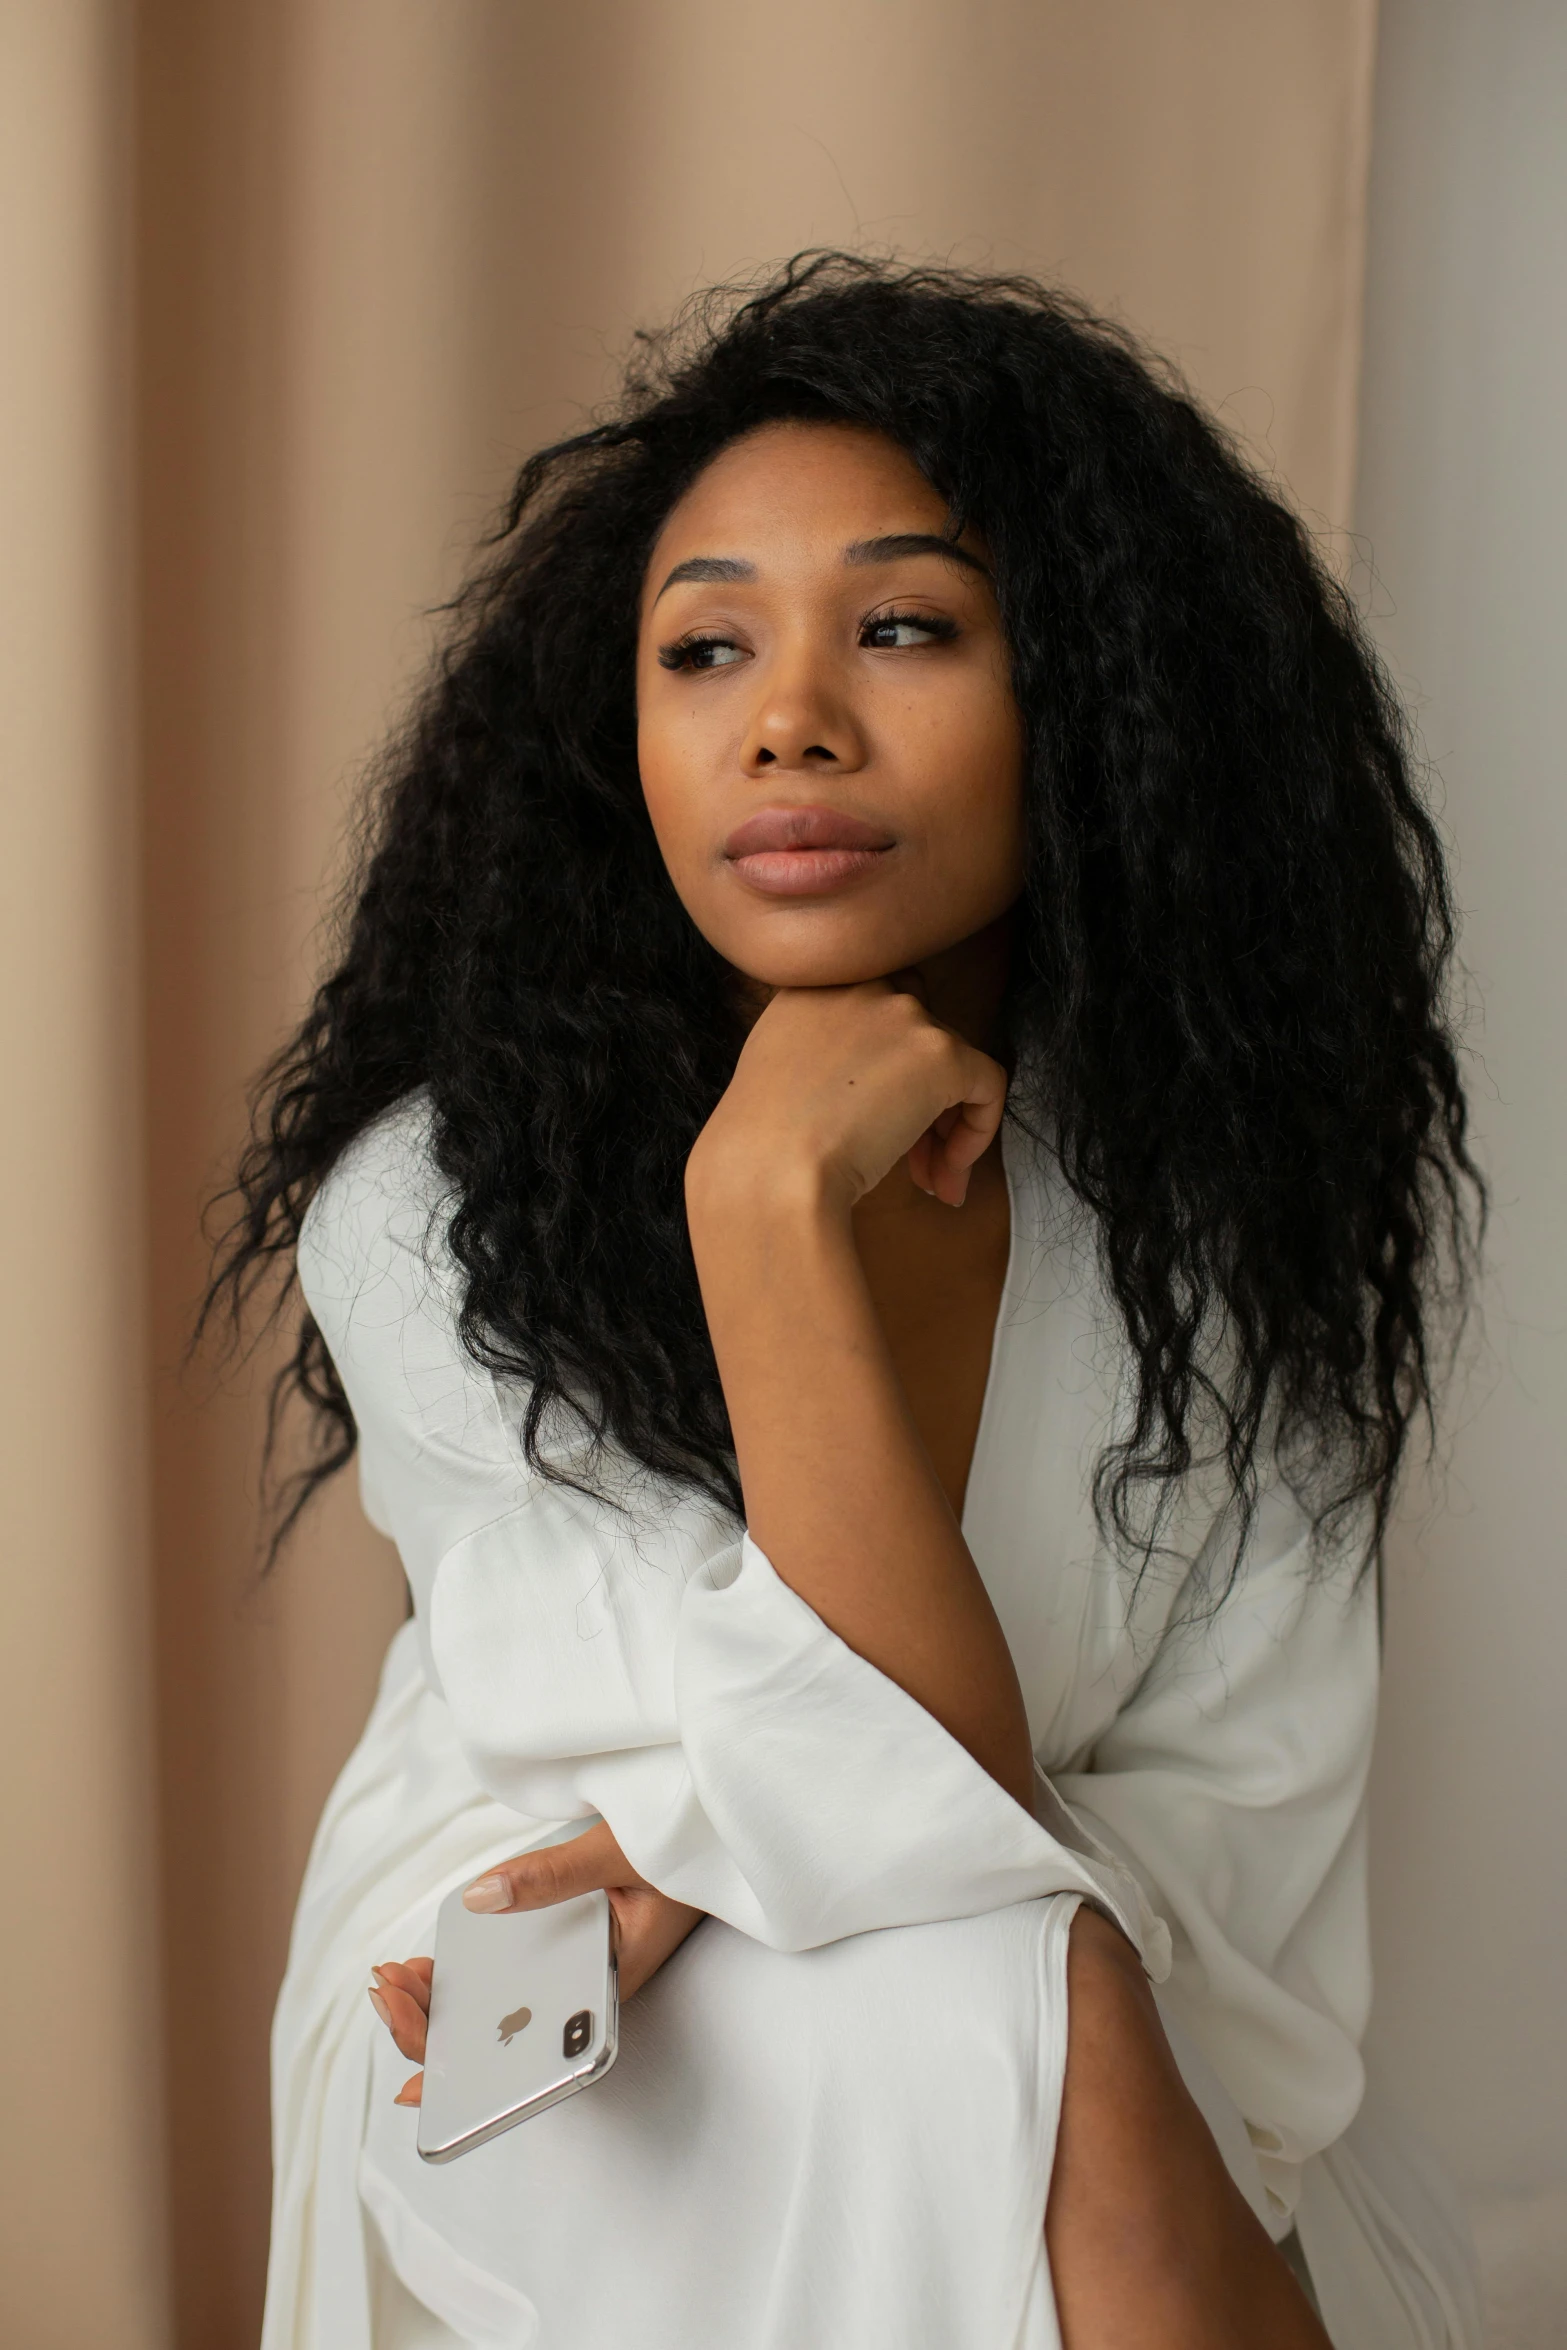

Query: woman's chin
[[728, 951, 921, 993], [711, 903, 1005, 997]]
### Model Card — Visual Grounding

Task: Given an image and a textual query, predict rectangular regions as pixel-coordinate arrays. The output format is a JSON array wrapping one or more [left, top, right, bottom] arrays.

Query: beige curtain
[[1, 3, 1377, 2341]]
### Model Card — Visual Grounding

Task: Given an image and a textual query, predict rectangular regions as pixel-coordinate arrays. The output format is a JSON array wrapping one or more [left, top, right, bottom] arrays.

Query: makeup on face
[[635, 421, 1026, 990], [722, 803, 897, 898]]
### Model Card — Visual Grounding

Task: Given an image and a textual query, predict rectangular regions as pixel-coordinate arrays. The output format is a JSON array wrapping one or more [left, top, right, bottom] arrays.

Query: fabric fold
[[427, 1508, 1163, 1964], [657, 1530, 1166, 1959]]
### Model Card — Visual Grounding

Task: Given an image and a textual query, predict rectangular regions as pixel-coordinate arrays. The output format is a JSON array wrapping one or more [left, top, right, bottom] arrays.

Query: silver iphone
[[415, 1881, 619, 2163]]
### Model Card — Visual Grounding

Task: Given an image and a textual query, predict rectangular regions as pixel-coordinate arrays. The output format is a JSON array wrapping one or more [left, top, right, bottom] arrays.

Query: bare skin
[[369, 421, 1329, 2348]]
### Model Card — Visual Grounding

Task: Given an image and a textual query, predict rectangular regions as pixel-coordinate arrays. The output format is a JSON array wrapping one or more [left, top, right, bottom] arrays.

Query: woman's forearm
[[688, 1158, 1035, 1810]]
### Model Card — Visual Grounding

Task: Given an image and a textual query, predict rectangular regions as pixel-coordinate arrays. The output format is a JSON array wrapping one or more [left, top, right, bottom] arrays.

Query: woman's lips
[[724, 804, 895, 898]]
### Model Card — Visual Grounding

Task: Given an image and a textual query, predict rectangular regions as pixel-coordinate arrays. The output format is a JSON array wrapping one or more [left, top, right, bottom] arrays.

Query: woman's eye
[[861, 612, 958, 650], [657, 635, 747, 672]]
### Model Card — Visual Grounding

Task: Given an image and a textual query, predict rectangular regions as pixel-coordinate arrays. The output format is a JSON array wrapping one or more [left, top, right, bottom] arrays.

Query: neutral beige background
[[0, 7, 168, 2348], [5, 3, 1386, 2342], [1355, 2, 1567, 2340]]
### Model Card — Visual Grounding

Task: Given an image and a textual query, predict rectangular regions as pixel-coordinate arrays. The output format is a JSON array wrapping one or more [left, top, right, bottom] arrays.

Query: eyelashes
[[655, 609, 959, 672], [859, 610, 959, 651], [656, 634, 745, 673]]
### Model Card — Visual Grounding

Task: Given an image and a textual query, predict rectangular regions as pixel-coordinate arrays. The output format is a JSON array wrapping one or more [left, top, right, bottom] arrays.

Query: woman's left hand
[[367, 1821, 708, 2106]]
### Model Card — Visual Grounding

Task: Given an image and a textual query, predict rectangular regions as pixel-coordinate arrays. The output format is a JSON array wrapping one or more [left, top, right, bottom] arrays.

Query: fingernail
[[370, 1965, 390, 1986], [368, 1988, 391, 2026], [463, 1873, 512, 1913]]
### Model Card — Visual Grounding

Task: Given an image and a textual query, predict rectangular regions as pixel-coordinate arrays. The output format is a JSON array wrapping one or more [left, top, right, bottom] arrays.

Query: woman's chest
[[956, 1187, 1177, 1770]]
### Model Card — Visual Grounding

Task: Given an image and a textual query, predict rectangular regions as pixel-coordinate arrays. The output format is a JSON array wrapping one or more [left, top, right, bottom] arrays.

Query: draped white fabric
[[260, 1094, 1479, 2346]]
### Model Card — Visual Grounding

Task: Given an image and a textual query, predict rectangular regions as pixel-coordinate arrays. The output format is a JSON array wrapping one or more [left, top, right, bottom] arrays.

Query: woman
[[217, 256, 1483, 2348]]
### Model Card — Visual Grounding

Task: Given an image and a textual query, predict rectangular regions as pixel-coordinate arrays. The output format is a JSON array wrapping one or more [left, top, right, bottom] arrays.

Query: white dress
[[262, 1093, 1482, 2350]]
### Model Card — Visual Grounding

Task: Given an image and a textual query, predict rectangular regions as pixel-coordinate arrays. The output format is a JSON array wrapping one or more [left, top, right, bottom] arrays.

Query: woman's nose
[[739, 660, 865, 775]]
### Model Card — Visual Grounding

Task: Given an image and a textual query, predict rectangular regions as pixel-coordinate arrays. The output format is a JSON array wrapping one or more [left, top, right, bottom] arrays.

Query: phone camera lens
[[563, 2009, 592, 2058]]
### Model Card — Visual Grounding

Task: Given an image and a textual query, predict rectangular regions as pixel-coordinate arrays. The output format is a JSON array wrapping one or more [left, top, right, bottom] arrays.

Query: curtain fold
[[1, 3, 1378, 2339], [0, 5, 168, 2346]]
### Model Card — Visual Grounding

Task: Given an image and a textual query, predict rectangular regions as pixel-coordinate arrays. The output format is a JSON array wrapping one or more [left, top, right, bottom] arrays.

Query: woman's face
[[635, 421, 1026, 990]]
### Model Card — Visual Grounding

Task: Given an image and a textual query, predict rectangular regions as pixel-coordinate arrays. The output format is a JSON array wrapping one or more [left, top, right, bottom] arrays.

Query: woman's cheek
[[636, 756, 700, 889]]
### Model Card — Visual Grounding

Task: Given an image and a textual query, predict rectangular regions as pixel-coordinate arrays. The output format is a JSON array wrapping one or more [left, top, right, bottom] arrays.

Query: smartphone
[[415, 1881, 619, 2164]]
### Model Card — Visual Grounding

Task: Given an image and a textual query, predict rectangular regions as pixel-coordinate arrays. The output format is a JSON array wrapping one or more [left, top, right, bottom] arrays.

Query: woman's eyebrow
[[653, 534, 989, 604], [654, 555, 757, 602], [844, 532, 991, 578]]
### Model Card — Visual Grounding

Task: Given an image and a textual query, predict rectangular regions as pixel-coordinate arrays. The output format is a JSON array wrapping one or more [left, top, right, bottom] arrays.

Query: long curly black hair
[[205, 252, 1482, 1584]]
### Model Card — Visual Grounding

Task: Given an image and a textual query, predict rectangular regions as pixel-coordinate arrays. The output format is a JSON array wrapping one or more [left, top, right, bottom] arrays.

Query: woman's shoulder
[[297, 1088, 457, 1320]]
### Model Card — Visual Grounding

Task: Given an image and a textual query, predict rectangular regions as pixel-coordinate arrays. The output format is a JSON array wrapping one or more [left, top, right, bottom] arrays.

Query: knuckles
[[515, 1849, 576, 1901], [863, 992, 946, 1057]]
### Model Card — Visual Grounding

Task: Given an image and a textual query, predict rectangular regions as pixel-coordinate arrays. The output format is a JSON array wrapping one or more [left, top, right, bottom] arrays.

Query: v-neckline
[[958, 1114, 1023, 1542]]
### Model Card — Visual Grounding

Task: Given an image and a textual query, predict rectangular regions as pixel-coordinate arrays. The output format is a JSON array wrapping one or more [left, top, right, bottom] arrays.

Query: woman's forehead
[[643, 422, 978, 592]]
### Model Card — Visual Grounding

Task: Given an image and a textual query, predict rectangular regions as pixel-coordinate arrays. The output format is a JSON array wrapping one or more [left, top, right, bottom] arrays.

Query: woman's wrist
[[685, 1126, 857, 1243], [686, 1163, 868, 1351]]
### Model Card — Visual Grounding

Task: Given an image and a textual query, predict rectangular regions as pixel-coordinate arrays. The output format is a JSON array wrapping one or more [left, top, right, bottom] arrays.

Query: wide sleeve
[[1053, 1481, 1379, 2220], [298, 1101, 1160, 1962]]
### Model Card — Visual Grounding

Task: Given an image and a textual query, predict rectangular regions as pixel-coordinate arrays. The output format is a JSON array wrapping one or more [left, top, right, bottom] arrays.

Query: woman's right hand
[[680, 972, 1034, 1812], [367, 1874, 709, 2108], [687, 976, 1007, 1220]]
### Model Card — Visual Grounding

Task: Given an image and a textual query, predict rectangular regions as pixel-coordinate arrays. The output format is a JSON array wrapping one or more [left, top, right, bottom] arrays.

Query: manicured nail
[[370, 1965, 390, 1986], [463, 1873, 512, 1913], [368, 1988, 391, 2026]]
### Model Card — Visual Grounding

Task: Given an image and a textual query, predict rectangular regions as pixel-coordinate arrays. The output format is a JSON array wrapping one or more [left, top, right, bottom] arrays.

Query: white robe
[[263, 1092, 1481, 2350]]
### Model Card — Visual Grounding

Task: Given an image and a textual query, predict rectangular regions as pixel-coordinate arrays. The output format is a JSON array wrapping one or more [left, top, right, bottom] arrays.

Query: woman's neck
[[914, 910, 1015, 1061]]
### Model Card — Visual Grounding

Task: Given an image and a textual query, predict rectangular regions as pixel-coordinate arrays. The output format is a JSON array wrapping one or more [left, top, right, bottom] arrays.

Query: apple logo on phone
[[498, 2005, 532, 2046]]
